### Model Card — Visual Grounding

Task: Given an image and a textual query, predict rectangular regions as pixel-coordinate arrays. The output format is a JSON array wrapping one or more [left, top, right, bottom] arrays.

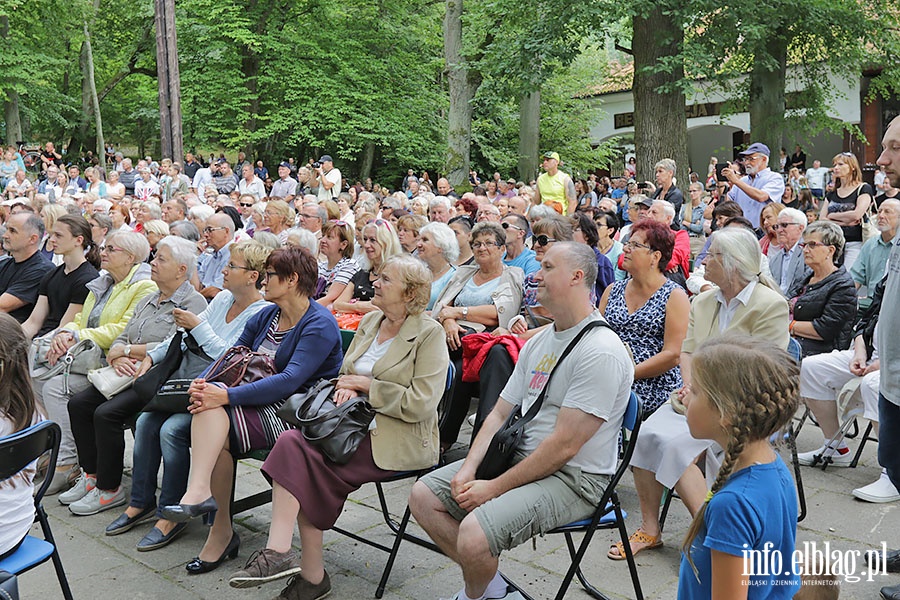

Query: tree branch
[[615, 42, 633, 55]]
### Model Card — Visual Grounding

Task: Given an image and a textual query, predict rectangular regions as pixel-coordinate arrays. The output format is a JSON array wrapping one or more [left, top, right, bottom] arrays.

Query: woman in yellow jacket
[[39, 230, 158, 494]]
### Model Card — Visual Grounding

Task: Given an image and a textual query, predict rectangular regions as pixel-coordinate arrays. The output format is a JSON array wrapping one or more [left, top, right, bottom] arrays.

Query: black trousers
[[68, 385, 145, 491]]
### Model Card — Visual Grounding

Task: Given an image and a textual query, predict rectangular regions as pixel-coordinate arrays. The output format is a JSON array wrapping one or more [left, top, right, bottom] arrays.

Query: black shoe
[[185, 531, 240, 575], [882, 583, 900, 600], [868, 548, 900, 573], [160, 496, 218, 523], [106, 505, 157, 536], [136, 522, 188, 552]]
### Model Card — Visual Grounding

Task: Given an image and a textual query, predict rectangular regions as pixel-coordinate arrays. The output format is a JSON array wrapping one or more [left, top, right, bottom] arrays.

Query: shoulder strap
[[518, 319, 612, 423]]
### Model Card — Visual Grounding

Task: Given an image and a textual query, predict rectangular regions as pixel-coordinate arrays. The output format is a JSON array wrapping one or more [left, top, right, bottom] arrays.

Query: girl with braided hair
[[678, 334, 801, 599]]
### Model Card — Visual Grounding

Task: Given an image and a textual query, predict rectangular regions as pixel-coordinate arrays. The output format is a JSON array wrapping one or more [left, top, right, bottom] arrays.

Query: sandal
[[607, 529, 662, 561]]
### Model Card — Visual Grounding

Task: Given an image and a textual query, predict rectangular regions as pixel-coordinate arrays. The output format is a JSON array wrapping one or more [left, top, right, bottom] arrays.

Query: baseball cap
[[506, 178, 516, 185], [278, 161, 291, 169], [633, 196, 654, 208], [319, 155, 333, 163], [739, 142, 770, 158], [541, 151, 560, 162]]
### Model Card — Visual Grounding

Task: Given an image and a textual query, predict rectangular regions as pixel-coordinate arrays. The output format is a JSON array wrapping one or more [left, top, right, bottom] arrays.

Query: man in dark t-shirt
[[0, 213, 53, 322], [36, 260, 99, 336]]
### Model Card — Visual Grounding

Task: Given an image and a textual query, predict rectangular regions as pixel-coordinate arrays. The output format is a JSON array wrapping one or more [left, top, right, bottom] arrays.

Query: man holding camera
[[722, 142, 785, 232], [315, 155, 342, 203]]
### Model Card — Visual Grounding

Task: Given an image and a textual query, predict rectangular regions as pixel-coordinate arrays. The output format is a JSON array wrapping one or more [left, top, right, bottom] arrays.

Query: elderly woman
[[143, 219, 170, 262], [791, 220, 857, 359], [652, 158, 684, 223], [316, 220, 359, 306], [111, 204, 133, 233], [571, 211, 615, 302], [681, 182, 708, 260], [38, 231, 159, 494], [432, 221, 524, 451], [160, 247, 342, 575], [263, 199, 295, 245], [608, 226, 789, 560], [134, 201, 162, 234], [226, 255, 448, 597], [105, 241, 272, 549], [819, 152, 873, 270], [106, 170, 125, 202], [600, 220, 689, 416], [189, 204, 216, 242], [333, 219, 403, 315], [61, 237, 207, 515], [88, 212, 112, 249], [397, 213, 427, 254], [417, 222, 458, 311]]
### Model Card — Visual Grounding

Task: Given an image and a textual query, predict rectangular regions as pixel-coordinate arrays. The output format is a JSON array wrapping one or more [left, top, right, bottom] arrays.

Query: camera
[[313, 161, 321, 169], [637, 182, 649, 190]]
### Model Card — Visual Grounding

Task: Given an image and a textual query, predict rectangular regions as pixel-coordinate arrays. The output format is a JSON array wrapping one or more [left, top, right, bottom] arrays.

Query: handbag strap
[[516, 319, 612, 426]]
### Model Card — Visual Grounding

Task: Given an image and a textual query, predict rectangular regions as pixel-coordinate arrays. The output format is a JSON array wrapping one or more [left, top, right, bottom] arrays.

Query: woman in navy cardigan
[[161, 247, 342, 575]]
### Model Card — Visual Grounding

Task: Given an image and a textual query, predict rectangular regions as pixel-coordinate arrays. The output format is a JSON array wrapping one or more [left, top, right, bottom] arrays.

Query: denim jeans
[[878, 394, 900, 496], [130, 411, 191, 518]]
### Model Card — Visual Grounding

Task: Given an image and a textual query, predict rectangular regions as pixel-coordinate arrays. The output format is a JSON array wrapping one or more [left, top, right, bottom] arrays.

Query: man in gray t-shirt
[[872, 116, 900, 598], [410, 242, 634, 600]]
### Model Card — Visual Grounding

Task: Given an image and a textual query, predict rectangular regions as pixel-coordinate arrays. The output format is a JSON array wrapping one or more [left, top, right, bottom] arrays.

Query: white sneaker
[[853, 473, 900, 503], [797, 445, 853, 467], [69, 486, 127, 516], [58, 472, 95, 505]]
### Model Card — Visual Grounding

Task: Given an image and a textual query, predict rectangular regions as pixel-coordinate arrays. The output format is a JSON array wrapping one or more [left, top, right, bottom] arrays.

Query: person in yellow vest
[[534, 151, 577, 215]]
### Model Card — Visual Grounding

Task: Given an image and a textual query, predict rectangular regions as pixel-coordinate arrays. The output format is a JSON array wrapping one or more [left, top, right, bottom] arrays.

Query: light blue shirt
[[197, 242, 232, 289], [147, 289, 271, 364], [428, 265, 456, 311], [602, 239, 627, 281], [850, 233, 893, 307], [727, 167, 785, 229], [503, 247, 541, 276]]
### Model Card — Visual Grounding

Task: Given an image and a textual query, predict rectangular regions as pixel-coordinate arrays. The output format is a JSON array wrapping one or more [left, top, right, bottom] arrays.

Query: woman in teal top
[[418, 222, 459, 311]]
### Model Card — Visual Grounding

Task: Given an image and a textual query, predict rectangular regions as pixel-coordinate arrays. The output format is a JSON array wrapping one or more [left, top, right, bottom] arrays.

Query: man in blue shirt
[[501, 213, 540, 275], [723, 142, 785, 231], [195, 213, 235, 300]]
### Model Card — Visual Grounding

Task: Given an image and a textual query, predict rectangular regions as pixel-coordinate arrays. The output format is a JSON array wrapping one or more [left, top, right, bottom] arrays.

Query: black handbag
[[475, 320, 609, 481], [142, 332, 216, 414], [277, 379, 376, 465], [134, 330, 185, 400], [0, 570, 18, 600]]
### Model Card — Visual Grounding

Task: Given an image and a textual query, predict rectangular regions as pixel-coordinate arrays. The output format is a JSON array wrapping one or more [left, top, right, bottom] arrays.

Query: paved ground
[[16, 420, 900, 600]]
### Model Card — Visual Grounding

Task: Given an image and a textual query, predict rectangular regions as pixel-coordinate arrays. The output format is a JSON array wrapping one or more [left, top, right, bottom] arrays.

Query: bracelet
[[789, 319, 796, 334]]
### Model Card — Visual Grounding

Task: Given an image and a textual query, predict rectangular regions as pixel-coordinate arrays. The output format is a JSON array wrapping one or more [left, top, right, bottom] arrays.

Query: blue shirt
[[850, 234, 893, 308], [197, 242, 232, 289], [504, 247, 541, 276], [727, 167, 785, 229], [678, 457, 800, 600], [603, 239, 627, 281], [428, 266, 456, 311]]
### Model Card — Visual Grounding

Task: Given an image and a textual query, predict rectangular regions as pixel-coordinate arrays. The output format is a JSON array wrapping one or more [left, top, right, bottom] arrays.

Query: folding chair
[[502, 391, 645, 600], [0, 421, 74, 600], [807, 376, 879, 471], [782, 337, 806, 521]]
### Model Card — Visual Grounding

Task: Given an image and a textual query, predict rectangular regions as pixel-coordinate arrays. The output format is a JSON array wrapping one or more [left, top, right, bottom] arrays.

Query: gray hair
[[140, 201, 162, 219], [89, 212, 113, 232], [419, 222, 459, 263], [286, 227, 318, 255], [302, 202, 327, 223], [804, 220, 846, 265], [169, 220, 200, 242], [779, 207, 808, 228], [156, 235, 199, 278], [655, 158, 677, 174], [554, 241, 597, 291], [470, 221, 506, 247], [527, 204, 557, 223], [92, 199, 113, 214], [208, 212, 236, 235], [429, 196, 451, 210], [653, 199, 676, 219], [252, 230, 282, 251], [189, 204, 215, 221], [106, 230, 150, 263], [709, 227, 778, 291]]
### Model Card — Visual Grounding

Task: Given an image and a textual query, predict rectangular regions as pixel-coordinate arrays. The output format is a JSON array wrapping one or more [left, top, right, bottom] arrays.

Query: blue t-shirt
[[503, 247, 541, 276], [428, 266, 456, 311], [678, 456, 800, 600]]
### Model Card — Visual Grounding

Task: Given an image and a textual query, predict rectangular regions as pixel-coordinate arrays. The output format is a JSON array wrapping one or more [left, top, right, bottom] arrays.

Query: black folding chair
[[0, 421, 74, 600]]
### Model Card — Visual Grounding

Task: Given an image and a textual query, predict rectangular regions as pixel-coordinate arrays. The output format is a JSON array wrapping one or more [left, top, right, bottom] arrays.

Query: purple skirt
[[261, 429, 396, 530]]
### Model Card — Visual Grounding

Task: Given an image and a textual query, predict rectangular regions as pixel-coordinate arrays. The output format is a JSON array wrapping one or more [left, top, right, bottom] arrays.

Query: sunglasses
[[329, 219, 349, 227], [533, 235, 556, 247], [239, 202, 254, 207], [501, 222, 524, 231]]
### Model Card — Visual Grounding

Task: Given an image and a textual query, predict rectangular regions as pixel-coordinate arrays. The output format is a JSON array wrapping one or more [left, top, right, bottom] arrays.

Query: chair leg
[[375, 505, 413, 599], [786, 425, 807, 523], [659, 488, 674, 533], [850, 421, 876, 468], [37, 508, 74, 600], [616, 502, 645, 600]]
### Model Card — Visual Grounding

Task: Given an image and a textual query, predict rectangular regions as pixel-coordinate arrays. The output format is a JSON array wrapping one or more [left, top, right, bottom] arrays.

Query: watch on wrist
[[462, 306, 469, 319], [124, 344, 132, 357]]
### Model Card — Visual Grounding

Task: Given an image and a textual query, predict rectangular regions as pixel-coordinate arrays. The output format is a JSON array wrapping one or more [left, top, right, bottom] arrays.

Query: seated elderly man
[[851, 198, 899, 310], [647, 199, 690, 282], [429, 195, 452, 223], [195, 212, 235, 299], [769, 207, 811, 299], [410, 242, 634, 600]]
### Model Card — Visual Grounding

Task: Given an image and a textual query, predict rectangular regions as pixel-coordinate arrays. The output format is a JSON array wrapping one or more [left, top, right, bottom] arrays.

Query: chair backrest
[[609, 391, 644, 494], [0, 420, 61, 506], [787, 337, 802, 364]]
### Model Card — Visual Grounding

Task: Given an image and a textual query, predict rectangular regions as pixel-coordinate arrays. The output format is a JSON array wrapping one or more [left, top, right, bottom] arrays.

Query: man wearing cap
[[722, 142, 785, 232], [316, 155, 342, 202], [271, 162, 299, 201], [238, 163, 267, 201], [534, 151, 576, 216]]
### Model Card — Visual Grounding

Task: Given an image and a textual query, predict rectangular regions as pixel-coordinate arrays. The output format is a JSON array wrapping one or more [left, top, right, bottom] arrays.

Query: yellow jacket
[[62, 263, 158, 352]]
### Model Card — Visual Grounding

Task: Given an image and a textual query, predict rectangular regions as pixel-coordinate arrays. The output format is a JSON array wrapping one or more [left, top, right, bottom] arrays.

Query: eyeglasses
[[799, 240, 830, 249], [533, 235, 556, 247], [204, 226, 227, 234], [501, 222, 523, 231], [300, 213, 319, 219], [773, 222, 799, 230], [624, 240, 652, 251], [329, 219, 349, 227], [264, 271, 279, 280], [470, 241, 503, 249], [226, 263, 254, 271], [594, 221, 609, 228], [101, 245, 127, 254]]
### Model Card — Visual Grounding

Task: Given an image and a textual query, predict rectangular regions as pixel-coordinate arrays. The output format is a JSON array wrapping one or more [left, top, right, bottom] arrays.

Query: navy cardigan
[[203, 302, 342, 406]]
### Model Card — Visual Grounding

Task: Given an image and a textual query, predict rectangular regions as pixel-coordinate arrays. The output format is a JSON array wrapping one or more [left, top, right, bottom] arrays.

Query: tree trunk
[[748, 26, 788, 157], [517, 90, 540, 182], [74, 40, 92, 154], [444, 0, 479, 187], [359, 141, 375, 182], [84, 14, 105, 170], [154, 0, 183, 161], [1, 16, 23, 145], [240, 0, 264, 158], [632, 8, 689, 191]]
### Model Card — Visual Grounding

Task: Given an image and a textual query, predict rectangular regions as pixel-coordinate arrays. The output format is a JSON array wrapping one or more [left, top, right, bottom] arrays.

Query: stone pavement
[[17, 422, 900, 600]]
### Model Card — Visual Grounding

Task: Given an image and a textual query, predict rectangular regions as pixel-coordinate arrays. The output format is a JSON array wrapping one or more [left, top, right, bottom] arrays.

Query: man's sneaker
[[59, 472, 96, 505], [229, 548, 302, 588], [45, 464, 81, 496], [853, 472, 900, 503], [68, 486, 127, 516], [275, 572, 331, 600], [797, 445, 853, 467]]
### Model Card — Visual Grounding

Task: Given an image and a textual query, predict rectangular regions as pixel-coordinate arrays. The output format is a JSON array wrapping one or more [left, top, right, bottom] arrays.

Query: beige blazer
[[683, 283, 790, 353], [341, 311, 449, 471]]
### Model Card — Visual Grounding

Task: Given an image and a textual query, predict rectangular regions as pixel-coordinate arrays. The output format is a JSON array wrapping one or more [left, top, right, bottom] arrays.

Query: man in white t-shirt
[[410, 242, 634, 600], [315, 155, 341, 202], [806, 159, 830, 200]]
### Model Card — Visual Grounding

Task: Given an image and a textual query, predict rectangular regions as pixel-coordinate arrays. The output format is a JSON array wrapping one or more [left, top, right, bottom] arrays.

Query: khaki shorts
[[420, 455, 610, 557]]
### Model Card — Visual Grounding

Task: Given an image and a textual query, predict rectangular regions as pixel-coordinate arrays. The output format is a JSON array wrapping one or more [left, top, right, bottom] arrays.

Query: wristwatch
[[462, 306, 469, 319], [124, 344, 132, 357]]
